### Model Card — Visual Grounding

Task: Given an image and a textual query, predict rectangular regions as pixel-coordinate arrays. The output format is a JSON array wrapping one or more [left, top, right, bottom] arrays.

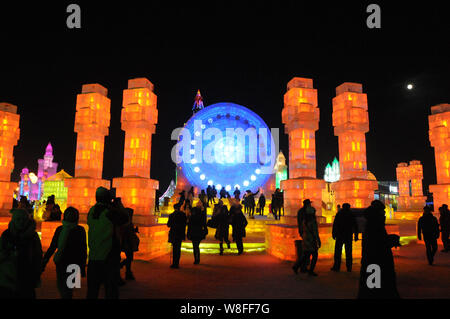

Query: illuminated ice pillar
[[65, 84, 111, 220], [331, 83, 377, 208], [0, 103, 20, 214], [280, 78, 325, 222], [428, 103, 450, 211], [408, 160, 426, 210], [396, 162, 411, 211], [112, 78, 159, 225]]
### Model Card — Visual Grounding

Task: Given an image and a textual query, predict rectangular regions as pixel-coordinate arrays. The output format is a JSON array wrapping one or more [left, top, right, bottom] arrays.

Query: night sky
[[0, 2, 448, 197]]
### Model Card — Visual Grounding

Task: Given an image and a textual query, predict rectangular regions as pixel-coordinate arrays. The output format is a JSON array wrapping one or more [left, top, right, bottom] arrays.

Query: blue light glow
[[179, 102, 275, 191]]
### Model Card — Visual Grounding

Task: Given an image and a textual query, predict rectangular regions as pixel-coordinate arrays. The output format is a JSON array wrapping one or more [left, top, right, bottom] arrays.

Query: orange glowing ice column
[[428, 103, 450, 211], [0, 103, 20, 214], [331, 83, 377, 208], [65, 84, 111, 219], [280, 77, 325, 221], [112, 78, 159, 225], [408, 160, 426, 210], [396, 162, 411, 211]]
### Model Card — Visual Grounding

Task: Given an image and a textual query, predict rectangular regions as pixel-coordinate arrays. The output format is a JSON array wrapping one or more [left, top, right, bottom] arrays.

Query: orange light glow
[[331, 83, 377, 208], [113, 78, 159, 225], [0, 103, 20, 212], [281, 78, 325, 219], [65, 84, 111, 218], [429, 103, 450, 210]]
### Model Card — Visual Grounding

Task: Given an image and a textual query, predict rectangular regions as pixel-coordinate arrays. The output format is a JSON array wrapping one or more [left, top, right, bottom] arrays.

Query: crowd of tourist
[[0, 185, 449, 299]]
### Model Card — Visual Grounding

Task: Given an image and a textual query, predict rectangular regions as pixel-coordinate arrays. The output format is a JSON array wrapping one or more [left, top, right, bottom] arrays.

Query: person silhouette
[[297, 200, 321, 276], [86, 187, 128, 299], [230, 203, 248, 255], [358, 200, 400, 299], [167, 203, 187, 269], [0, 209, 42, 299], [187, 201, 208, 264], [42, 207, 87, 299], [233, 187, 241, 200], [418, 205, 440, 265], [214, 204, 231, 255], [439, 204, 450, 252], [331, 203, 358, 272]]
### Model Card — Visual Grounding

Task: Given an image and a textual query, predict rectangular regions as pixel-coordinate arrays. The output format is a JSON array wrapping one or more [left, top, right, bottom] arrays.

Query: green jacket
[[87, 203, 113, 261]]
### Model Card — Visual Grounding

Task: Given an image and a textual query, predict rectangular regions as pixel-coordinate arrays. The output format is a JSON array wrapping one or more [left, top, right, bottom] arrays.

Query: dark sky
[[0, 1, 449, 196]]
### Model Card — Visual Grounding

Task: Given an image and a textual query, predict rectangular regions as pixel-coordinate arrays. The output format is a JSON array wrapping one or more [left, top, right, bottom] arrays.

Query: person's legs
[[345, 239, 353, 271], [442, 231, 450, 251], [56, 264, 73, 299], [309, 251, 318, 274], [332, 238, 343, 271], [87, 260, 104, 299], [300, 252, 310, 272], [236, 238, 244, 254], [292, 240, 303, 273], [172, 241, 181, 267], [193, 240, 200, 264], [430, 239, 438, 263], [104, 258, 120, 299], [125, 250, 135, 280], [425, 240, 433, 265], [219, 241, 224, 255]]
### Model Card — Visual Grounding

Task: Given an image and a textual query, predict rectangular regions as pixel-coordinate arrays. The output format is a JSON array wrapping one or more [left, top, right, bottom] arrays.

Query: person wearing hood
[[86, 187, 129, 299], [0, 209, 42, 299], [358, 200, 400, 299], [418, 205, 440, 265], [42, 207, 87, 299]]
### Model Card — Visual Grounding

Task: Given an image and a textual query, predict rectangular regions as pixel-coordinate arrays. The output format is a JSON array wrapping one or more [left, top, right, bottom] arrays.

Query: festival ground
[[36, 241, 450, 299]]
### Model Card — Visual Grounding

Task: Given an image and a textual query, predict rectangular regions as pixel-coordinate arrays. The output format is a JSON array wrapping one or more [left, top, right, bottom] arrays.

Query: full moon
[[407, 83, 413, 90]]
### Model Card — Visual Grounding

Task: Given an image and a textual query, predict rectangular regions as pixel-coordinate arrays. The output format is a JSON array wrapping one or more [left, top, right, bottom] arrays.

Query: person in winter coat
[[0, 209, 42, 299], [245, 189, 259, 218], [178, 190, 186, 206], [358, 200, 400, 299], [86, 187, 129, 299], [293, 199, 311, 274], [42, 207, 87, 299], [331, 203, 358, 272], [211, 185, 217, 203], [271, 190, 283, 220], [46, 204, 62, 221], [167, 203, 187, 269], [120, 208, 139, 280], [298, 203, 321, 276], [215, 204, 231, 255], [438, 204, 450, 252], [230, 203, 248, 255], [233, 187, 241, 200], [199, 189, 208, 209], [187, 201, 208, 264], [418, 206, 440, 265], [257, 193, 266, 215]]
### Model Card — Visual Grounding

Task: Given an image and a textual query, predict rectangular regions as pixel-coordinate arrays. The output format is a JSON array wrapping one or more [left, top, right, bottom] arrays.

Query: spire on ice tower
[[192, 90, 204, 114]]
